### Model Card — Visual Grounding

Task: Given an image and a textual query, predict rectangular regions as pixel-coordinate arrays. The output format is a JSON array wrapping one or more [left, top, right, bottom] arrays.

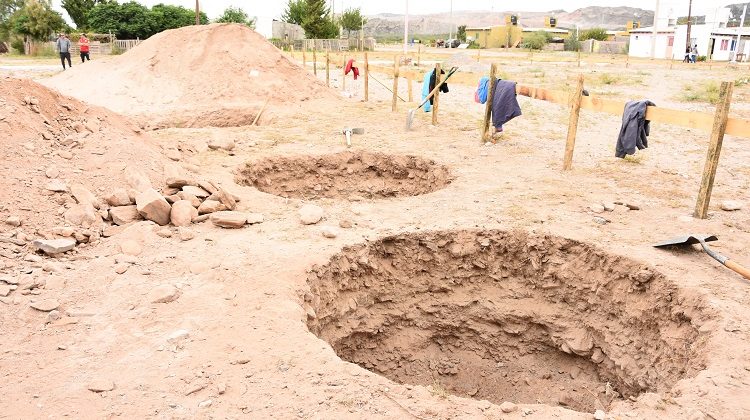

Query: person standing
[[56, 33, 72, 70], [79, 33, 90, 63], [691, 44, 698, 63]]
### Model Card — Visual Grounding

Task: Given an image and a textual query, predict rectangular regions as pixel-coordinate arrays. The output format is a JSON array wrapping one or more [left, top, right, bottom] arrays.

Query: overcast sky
[[51, 1, 738, 21]]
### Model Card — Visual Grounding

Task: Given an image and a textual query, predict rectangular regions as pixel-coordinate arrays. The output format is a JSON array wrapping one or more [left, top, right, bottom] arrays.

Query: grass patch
[[679, 81, 721, 104]]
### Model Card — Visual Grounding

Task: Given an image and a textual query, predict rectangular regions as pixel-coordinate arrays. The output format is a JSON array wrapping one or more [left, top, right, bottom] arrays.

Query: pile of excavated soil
[[42, 23, 334, 129], [237, 151, 453, 200], [0, 77, 166, 253], [305, 229, 711, 413]]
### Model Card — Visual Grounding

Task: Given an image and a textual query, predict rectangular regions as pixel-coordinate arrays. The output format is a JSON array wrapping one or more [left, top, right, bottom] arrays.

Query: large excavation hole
[[304, 230, 710, 413], [236, 151, 452, 200]]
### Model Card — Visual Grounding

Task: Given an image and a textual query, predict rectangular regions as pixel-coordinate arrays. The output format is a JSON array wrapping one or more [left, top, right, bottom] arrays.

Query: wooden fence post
[[407, 74, 413, 102], [326, 52, 330, 87], [342, 55, 347, 91], [392, 55, 400, 112], [432, 63, 441, 125], [313, 49, 317, 75], [291, 44, 295, 59], [577, 50, 581, 67], [694, 81, 734, 219], [481, 63, 498, 141], [417, 44, 421, 67], [303, 50, 307, 69], [477, 49, 481, 62], [364, 52, 369, 102], [563, 74, 585, 170]]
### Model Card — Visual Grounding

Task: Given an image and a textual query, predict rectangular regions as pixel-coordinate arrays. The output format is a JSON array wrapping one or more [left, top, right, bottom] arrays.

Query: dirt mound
[[305, 229, 711, 413], [237, 151, 453, 200], [0, 77, 166, 248], [42, 24, 334, 128]]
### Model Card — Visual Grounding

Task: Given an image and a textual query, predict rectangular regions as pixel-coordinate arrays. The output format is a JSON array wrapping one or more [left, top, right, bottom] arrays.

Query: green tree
[[0, 0, 25, 41], [522, 30, 551, 50], [457, 24, 466, 42], [12, 0, 65, 41], [215, 6, 255, 28], [151, 3, 206, 31], [61, 0, 109, 29], [87, 1, 207, 39], [301, 0, 336, 39], [339, 7, 364, 37], [579, 28, 608, 42], [282, 0, 305, 25]]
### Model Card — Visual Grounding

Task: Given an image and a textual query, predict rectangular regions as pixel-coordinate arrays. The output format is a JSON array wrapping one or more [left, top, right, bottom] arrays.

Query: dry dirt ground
[[1, 45, 750, 420]]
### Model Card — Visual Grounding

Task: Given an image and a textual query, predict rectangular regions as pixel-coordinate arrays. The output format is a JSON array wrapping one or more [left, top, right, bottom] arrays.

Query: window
[[721, 39, 729, 51], [731, 39, 737, 51]]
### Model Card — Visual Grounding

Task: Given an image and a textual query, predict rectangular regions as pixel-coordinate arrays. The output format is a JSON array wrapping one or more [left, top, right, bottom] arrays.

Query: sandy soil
[[1, 37, 750, 420]]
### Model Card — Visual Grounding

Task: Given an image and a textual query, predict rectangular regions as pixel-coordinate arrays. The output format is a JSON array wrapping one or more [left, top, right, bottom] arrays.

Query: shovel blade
[[653, 234, 718, 248]]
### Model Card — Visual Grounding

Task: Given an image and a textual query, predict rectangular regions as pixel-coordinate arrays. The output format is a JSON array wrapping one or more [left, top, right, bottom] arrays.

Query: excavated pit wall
[[237, 151, 453, 200], [304, 230, 710, 413]]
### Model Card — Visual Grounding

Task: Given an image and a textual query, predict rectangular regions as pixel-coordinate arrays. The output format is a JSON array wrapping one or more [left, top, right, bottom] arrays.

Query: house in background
[[628, 26, 676, 59]]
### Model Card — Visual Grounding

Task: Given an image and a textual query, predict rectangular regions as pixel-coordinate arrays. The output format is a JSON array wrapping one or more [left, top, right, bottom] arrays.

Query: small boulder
[[182, 185, 210, 198], [70, 184, 100, 209], [6, 216, 21, 227], [164, 164, 193, 188], [589, 204, 605, 214], [214, 188, 237, 210], [208, 138, 235, 151], [603, 202, 616, 212], [246, 213, 264, 225], [171, 200, 198, 227], [721, 200, 743, 211], [594, 409, 606, 420], [178, 227, 195, 241], [46, 179, 69, 192], [119, 239, 143, 256], [321, 226, 339, 238], [198, 180, 218, 194], [499, 402, 517, 413], [106, 188, 133, 207], [210, 211, 247, 229], [149, 284, 180, 304], [135, 189, 172, 226], [87, 378, 115, 393], [125, 168, 153, 192], [177, 191, 202, 208], [198, 200, 226, 215], [33, 238, 76, 255], [299, 204, 324, 225], [109, 205, 142, 226], [30, 298, 60, 312], [64, 203, 98, 227]]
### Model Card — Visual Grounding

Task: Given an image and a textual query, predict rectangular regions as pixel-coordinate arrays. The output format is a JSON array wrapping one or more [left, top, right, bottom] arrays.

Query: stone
[[210, 211, 247, 229], [177, 192, 202, 208], [164, 164, 193, 188], [156, 228, 172, 238], [591, 348, 605, 364], [214, 188, 237, 210], [106, 188, 133, 206], [88, 379, 115, 393], [171, 200, 198, 227], [109, 205, 142, 226], [167, 329, 190, 343], [0, 285, 13, 297], [299, 204, 324, 225], [165, 148, 181, 161], [178, 227, 195, 241], [64, 203, 98, 227], [198, 399, 213, 408], [33, 238, 76, 254], [590, 204, 605, 214], [246, 213, 264, 225], [593, 217, 610, 225], [124, 168, 153, 193], [44, 276, 66, 290], [47, 310, 62, 322], [321, 226, 339, 238], [45, 167, 59, 178], [208, 138, 235, 151], [499, 402, 517, 413], [6, 216, 21, 227], [603, 202, 616, 212], [46, 179, 69, 192], [30, 298, 60, 312], [114, 264, 129, 274], [197, 180, 218, 194], [217, 383, 227, 395], [57, 150, 73, 160], [721, 200, 743, 211], [198, 200, 226, 215], [149, 284, 180, 303], [120, 239, 143, 256], [339, 219, 353, 229], [563, 328, 594, 356], [594, 410, 606, 420], [182, 185, 210, 198], [136, 189, 172, 226], [70, 184, 100, 209]]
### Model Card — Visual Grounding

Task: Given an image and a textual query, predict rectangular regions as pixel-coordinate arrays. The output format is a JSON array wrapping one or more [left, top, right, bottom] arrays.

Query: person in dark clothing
[[491, 80, 522, 133], [428, 68, 449, 105], [56, 33, 72, 70], [615, 100, 655, 158]]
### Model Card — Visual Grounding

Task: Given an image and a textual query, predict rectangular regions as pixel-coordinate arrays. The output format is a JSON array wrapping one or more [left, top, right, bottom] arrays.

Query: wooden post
[[563, 74, 585, 170], [477, 49, 481, 62], [407, 74, 413, 102], [481, 63, 498, 141], [432, 63, 441, 125], [392, 56, 400, 112], [364, 52, 369, 102], [577, 50, 581, 67], [694, 81, 734, 219], [626, 54, 630, 68], [326, 52, 330, 87], [342, 56, 347, 91], [303, 50, 307, 69], [313, 49, 317, 75], [417, 44, 421, 66], [291, 44, 295, 59]]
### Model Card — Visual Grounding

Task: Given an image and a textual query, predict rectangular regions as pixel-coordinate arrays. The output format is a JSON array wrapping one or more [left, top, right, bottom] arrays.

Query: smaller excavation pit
[[236, 151, 453, 200], [304, 230, 711, 413]]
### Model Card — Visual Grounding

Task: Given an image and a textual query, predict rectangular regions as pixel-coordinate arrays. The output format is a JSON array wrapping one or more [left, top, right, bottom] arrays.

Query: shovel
[[342, 127, 364, 147], [406, 66, 459, 131], [653, 234, 750, 281]]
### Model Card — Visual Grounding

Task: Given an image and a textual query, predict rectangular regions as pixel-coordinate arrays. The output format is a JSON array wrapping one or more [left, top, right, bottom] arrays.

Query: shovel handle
[[725, 259, 750, 281]]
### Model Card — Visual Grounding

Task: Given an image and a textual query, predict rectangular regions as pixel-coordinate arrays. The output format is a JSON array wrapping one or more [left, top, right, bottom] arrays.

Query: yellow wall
[[470, 26, 523, 48]]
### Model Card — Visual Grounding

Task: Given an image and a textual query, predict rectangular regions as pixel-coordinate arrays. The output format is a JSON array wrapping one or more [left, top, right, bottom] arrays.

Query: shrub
[[523, 31, 551, 50], [11, 38, 25, 54], [564, 36, 581, 51], [680, 81, 720, 104], [580, 28, 608, 41]]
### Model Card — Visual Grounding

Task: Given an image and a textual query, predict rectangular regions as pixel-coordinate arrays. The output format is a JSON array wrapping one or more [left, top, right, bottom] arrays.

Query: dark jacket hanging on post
[[491, 80, 522, 130], [615, 100, 655, 159], [428, 69, 449, 105]]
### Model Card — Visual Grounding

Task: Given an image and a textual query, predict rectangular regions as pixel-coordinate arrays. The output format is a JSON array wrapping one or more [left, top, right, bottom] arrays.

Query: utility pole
[[195, 0, 200, 25], [733, 4, 748, 62], [449, 0, 454, 40], [650, 0, 660, 59], [686, 0, 693, 55], [403, 0, 409, 55]]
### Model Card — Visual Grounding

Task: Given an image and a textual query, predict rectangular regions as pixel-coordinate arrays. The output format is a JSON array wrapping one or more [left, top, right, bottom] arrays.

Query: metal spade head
[[653, 234, 719, 248]]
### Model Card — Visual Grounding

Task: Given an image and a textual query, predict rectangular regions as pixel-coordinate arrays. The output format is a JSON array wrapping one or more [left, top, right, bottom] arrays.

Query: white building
[[628, 27, 676, 59]]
